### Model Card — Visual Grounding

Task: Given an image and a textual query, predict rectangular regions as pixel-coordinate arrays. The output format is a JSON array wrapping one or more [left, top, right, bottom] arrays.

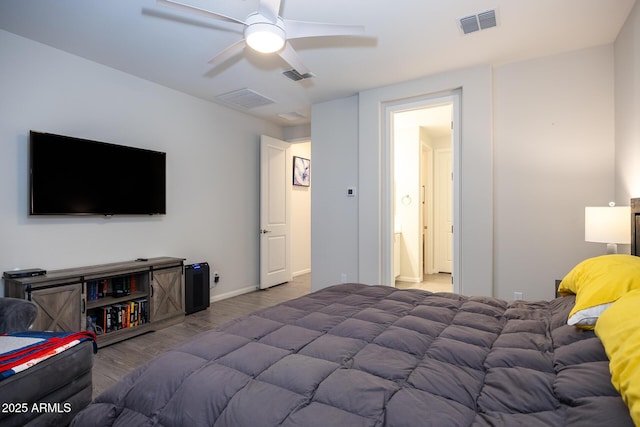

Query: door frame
[[383, 90, 461, 291]]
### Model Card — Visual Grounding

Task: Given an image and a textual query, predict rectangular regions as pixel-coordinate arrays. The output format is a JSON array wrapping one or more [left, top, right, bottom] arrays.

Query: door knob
[[260, 229, 271, 234]]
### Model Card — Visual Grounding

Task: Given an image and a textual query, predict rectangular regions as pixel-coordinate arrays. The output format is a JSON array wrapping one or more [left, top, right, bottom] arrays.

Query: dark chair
[[0, 297, 38, 334], [0, 297, 95, 427]]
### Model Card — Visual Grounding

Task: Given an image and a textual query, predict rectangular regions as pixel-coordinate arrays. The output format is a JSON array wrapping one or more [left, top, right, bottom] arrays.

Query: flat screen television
[[29, 131, 166, 215]]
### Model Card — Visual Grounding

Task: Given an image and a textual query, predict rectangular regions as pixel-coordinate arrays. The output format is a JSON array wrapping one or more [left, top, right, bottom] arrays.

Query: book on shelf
[[97, 279, 107, 298], [88, 298, 148, 335], [87, 280, 100, 301], [135, 299, 148, 325], [113, 304, 125, 329], [93, 306, 112, 333], [129, 300, 139, 326], [111, 276, 131, 298]]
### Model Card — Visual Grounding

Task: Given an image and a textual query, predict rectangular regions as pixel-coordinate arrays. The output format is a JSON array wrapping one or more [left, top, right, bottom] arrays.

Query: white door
[[260, 135, 292, 289], [435, 148, 453, 273]]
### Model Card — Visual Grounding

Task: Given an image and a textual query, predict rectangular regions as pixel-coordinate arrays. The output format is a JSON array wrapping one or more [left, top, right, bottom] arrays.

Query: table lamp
[[585, 203, 631, 254]]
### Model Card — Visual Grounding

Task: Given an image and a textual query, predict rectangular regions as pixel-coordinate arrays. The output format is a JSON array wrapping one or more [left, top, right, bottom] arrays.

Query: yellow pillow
[[595, 289, 640, 425], [558, 254, 640, 329]]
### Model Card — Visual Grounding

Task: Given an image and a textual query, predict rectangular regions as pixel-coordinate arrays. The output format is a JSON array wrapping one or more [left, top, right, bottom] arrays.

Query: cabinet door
[[150, 266, 184, 322], [30, 283, 83, 332]]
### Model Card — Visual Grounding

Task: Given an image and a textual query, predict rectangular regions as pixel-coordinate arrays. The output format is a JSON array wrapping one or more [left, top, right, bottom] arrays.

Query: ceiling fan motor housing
[[244, 14, 286, 53]]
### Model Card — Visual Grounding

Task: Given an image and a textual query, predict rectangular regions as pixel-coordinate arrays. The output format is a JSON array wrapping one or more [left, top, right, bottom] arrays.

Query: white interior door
[[435, 148, 453, 273], [260, 135, 292, 289]]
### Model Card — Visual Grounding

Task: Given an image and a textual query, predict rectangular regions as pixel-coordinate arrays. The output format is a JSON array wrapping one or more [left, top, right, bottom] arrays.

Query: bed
[[71, 247, 640, 427]]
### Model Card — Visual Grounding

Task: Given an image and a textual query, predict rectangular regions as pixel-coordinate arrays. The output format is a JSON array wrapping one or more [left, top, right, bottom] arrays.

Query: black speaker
[[185, 263, 210, 314]]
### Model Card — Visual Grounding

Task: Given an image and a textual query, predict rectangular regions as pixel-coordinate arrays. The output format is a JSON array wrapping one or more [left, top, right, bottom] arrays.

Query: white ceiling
[[395, 104, 452, 139], [0, 0, 635, 127]]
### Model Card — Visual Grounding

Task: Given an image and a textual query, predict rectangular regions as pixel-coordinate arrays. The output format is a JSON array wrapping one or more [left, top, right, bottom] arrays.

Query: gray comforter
[[72, 284, 633, 426]]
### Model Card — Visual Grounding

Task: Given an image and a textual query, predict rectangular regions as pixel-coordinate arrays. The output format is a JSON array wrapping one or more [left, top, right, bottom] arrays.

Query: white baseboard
[[210, 285, 257, 303], [292, 268, 311, 277], [209, 269, 311, 303], [397, 275, 422, 283]]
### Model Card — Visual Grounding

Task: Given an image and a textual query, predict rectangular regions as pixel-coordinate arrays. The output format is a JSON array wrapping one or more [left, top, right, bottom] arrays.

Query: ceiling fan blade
[[284, 20, 365, 39], [257, 0, 282, 24], [278, 42, 310, 75], [208, 39, 246, 66], [156, 0, 245, 25]]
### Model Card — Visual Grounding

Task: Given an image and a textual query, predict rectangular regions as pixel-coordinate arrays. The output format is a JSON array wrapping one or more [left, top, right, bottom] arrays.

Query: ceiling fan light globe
[[245, 23, 285, 54]]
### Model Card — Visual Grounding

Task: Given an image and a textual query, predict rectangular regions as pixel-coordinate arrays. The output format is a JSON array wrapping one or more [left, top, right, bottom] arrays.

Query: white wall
[[493, 45, 616, 301], [291, 141, 311, 276], [284, 125, 311, 143], [352, 66, 493, 296], [0, 30, 283, 298], [615, 0, 640, 202], [310, 96, 359, 290], [311, 67, 493, 293], [312, 47, 618, 300]]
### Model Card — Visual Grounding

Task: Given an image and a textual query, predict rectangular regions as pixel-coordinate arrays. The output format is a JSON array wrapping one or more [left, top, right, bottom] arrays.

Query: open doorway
[[390, 97, 456, 293], [290, 140, 312, 279]]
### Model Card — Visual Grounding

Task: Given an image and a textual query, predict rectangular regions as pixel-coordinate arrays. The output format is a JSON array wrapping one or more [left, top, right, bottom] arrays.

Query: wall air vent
[[283, 69, 314, 82], [215, 88, 275, 110], [459, 9, 497, 35]]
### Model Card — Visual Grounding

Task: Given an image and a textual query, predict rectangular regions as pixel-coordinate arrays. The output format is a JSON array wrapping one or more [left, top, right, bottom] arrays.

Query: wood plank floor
[[91, 274, 311, 398]]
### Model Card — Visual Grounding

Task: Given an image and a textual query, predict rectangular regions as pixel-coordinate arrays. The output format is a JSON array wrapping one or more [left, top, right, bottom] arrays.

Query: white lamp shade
[[585, 206, 631, 244]]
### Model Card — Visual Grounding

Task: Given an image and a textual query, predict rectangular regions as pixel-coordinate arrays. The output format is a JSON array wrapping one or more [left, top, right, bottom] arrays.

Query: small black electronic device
[[185, 262, 210, 314], [3, 268, 47, 279]]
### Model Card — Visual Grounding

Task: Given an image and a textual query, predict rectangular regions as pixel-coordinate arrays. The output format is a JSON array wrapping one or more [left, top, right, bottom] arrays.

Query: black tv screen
[[29, 131, 166, 215]]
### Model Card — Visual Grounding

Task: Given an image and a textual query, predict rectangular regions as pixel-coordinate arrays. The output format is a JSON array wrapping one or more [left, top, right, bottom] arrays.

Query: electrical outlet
[[341, 273, 347, 283], [513, 291, 523, 300]]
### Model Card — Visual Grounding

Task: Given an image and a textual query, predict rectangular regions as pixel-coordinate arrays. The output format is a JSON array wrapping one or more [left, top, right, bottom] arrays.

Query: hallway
[[395, 273, 452, 293]]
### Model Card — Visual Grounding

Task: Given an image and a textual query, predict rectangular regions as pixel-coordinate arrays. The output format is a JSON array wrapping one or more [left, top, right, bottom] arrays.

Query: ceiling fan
[[156, 0, 365, 75]]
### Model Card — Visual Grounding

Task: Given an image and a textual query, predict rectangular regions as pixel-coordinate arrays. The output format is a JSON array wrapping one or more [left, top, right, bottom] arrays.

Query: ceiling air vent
[[459, 9, 497, 35], [215, 88, 275, 110], [283, 69, 314, 82], [277, 111, 306, 121], [478, 10, 497, 29]]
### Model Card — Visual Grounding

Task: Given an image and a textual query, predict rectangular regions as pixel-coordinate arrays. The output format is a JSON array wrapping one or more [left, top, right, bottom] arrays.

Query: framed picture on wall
[[293, 156, 310, 187]]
